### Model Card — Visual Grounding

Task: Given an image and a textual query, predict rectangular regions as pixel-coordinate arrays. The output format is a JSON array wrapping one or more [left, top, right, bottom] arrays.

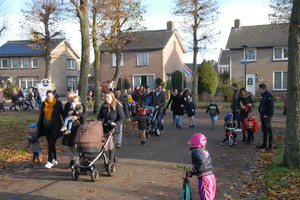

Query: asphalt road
[[0, 107, 286, 200]]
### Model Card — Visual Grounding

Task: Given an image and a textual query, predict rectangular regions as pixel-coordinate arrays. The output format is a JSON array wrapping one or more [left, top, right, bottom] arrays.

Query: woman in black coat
[[37, 90, 64, 169], [61, 92, 85, 168], [97, 91, 125, 162], [165, 88, 178, 125], [172, 90, 185, 130]]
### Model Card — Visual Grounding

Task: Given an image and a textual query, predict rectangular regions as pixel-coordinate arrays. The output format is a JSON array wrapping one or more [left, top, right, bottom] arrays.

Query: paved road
[[0, 108, 286, 200]]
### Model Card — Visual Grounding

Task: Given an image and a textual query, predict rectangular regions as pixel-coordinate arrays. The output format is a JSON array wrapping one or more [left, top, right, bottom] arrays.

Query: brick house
[[225, 20, 288, 96], [99, 22, 186, 90], [0, 39, 80, 96]]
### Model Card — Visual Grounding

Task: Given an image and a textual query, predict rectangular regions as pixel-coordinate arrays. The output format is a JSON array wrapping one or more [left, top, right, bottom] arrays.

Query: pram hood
[[189, 133, 207, 148]]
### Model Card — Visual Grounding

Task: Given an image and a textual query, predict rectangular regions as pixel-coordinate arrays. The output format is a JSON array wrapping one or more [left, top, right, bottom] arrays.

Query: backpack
[[75, 120, 104, 153]]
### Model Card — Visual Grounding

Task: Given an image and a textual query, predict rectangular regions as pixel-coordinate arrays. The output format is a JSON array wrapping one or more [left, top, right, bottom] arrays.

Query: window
[[274, 71, 287, 90], [19, 77, 39, 89], [133, 75, 155, 89], [11, 58, 19, 68], [21, 58, 29, 68], [1, 58, 8, 68], [67, 76, 77, 91], [112, 53, 124, 67], [247, 77, 253, 86], [244, 48, 256, 61], [32, 58, 39, 68], [137, 52, 149, 66], [66, 58, 76, 69], [274, 47, 288, 60]]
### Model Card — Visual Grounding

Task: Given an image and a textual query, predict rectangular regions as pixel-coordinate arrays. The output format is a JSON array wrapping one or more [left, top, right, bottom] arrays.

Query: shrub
[[4, 85, 21, 99], [172, 70, 182, 90], [219, 84, 233, 102], [166, 80, 172, 90], [198, 60, 218, 95], [124, 78, 130, 89]]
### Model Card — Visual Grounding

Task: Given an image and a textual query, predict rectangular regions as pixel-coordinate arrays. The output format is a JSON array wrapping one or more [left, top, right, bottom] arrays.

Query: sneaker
[[45, 161, 53, 169], [64, 130, 71, 135], [220, 142, 225, 146], [60, 126, 67, 131], [211, 126, 215, 129], [116, 143, 122, 148], [51, 159, 58, 166], [141, 141, 145, 146]]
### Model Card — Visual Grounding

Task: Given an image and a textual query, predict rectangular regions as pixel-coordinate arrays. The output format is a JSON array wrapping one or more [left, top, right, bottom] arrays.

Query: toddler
[[221, 113, 237, 145], [185, 98, 195, 129], [189, 133, 216, 200], [136, 108, 148, 145], [242, 112, 258, 144], [206, 99, 219, 129], [60, 95, 84, 135], [26, 124, 42, 166]]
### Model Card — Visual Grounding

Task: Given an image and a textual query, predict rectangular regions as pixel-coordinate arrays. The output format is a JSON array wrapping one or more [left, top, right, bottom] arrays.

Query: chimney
[[234, 19, 240, 29], [167, 21, 174, 31]]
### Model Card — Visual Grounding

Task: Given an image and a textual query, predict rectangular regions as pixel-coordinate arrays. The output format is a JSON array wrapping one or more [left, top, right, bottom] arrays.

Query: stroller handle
[[177, 165, 191, 170]]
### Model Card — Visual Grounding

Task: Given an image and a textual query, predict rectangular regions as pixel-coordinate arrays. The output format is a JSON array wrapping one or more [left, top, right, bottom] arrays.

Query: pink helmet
[[189, 133, 207, 148]]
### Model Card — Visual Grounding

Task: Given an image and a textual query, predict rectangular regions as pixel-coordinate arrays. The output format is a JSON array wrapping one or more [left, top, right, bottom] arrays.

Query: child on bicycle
[[189, 133, 216, 200], [206, 99, 219, 129], [242, 112, 258, 144], [221, 113, 237, 146]]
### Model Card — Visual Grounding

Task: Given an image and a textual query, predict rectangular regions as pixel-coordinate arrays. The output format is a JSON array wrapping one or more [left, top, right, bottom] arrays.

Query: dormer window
[[273, 47, 288, 60]]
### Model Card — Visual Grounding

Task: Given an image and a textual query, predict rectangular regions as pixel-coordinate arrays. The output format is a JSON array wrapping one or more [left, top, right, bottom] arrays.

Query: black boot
[[242, 132, 246, 142]]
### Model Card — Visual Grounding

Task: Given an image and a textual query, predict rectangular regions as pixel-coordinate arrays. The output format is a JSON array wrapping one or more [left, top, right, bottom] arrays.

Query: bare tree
[[283, 0, 300, 168], [269, 0, 292, 23], [70, 0, 90, 108], [97, 0, 146, 87], [173, 0, 219, 107], [0, 0, 9, 38], [22, 0, 66, 79]]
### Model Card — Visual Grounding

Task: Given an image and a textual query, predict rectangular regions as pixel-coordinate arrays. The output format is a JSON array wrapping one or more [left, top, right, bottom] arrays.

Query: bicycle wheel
[[228, 135, 234, 147]]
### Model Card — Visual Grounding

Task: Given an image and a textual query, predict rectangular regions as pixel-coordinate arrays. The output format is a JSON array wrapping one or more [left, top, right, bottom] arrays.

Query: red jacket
[[242, 117, 258, 132]]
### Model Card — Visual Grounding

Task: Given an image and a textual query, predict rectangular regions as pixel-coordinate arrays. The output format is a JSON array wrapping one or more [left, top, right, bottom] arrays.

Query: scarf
[[44, 98, 57, 121]]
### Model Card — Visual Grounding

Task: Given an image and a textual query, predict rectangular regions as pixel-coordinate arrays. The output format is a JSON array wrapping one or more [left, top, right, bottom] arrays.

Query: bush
[[124, 78, 130, 89], [198, 60, 218, 95], [218, 84, 233, 102], [4, 85, 21, 99], [166, 80, 172, 90], [172, 70, 182, 90]]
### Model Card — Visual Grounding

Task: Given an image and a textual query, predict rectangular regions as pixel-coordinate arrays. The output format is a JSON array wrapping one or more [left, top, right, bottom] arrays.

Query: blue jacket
[[259, 90, 274, 117], [185, 102, 195, 117]]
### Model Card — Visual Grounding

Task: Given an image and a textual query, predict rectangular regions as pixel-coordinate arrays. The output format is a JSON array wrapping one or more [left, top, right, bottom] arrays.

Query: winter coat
[[185, 102, 195, 117], [62, 101, 85, 146], [206, 103, 219, 116], [237, 93, 255, 121], [151, 91, 166, 112], [37, 99, 64, 140], [259, 90, 274, 117], [231, 89, 239, 111], [166, 93, 176, 111], [191, 148, 213, 177], [97, 102, 125, 134], [117, 96, 130, 118], [136, 114, 148, 130], [26, 132, 42, 149], [172, 94, 185, 115]]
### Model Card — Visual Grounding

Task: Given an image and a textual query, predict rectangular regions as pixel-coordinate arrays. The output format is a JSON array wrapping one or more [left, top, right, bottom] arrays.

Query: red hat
[[138, 108, 149, 115]]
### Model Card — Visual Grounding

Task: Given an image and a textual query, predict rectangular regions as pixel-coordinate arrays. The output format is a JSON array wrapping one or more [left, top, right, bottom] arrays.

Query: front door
[[246, 74, 256, 95]]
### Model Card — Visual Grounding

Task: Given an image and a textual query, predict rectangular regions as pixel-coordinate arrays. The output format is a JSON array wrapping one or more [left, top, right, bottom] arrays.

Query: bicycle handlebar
[[176, 165, 191, 170]]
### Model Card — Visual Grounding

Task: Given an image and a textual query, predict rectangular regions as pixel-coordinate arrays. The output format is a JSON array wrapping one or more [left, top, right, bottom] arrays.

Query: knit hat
[[29, 124, 37, 129], [138, 108, 149, 115]]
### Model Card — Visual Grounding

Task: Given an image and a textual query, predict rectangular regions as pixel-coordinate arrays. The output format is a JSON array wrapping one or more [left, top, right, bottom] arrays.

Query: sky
[[0, 0, 272, 63]]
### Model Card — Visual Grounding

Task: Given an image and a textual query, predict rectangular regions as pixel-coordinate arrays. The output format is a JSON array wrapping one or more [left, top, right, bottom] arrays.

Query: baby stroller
[[72, 120, 116, 182], [146, 107, 160, 138], [18, 97, 31, 111]]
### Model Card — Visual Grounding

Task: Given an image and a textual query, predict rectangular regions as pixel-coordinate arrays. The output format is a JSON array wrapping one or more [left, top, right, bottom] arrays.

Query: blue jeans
[[64, 115, 74, 130], [210, 115, 217, 126], [153, 111, 164, 131], [232, 111, 241, 129], [117, 123, 123, 144], [175, 115, 182, 126], [189, 116, 195, 126]]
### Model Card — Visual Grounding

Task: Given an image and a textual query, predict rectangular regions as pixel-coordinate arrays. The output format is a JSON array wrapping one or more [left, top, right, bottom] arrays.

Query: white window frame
[[1, 58, 8, 69], [244, 48, 257, 62], [18, 77, 39, 89], [11, 58, 19, 69], [112, 53, 124, 67], [21, 58, 29, 68], [273, 71, 287, 91], [67, 76, 77, 91], [137, 52, 149, 66], [31, 57, 39, 68], [66, 58, 76, 69], [273, 47, 288, 61]]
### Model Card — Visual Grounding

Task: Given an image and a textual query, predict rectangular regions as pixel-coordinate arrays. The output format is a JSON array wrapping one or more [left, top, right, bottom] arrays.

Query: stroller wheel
[[91, 169, 99, 182], [71, 170, 80, 181], [107, 162, 116, 176]]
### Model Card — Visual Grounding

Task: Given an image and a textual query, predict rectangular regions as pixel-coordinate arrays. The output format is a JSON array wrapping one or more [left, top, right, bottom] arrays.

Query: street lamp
[[241, 45, 249, 88]]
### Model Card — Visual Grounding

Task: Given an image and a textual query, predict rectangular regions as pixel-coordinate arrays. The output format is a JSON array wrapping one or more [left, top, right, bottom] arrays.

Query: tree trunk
[[92, 5, 101, 114], [73, 0, 90, 110], [44, 16, 51, 80], [113, 48, 122, 87], [283, 0, 300, 168], [192, 19, 199, 107]]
